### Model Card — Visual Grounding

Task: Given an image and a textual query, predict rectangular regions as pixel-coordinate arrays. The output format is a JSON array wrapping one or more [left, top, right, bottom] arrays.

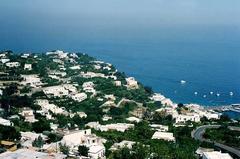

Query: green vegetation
[[204, 126, 240, 148], [0, 125, 21, 141], [32, 136, 44, 148], [78, 145, 89, 156], [94, 121, 200, 159]]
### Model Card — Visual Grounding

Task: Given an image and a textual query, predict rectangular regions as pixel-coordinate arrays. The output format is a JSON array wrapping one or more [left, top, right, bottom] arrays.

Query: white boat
[[180, 80, 186, 84], [230, 92, 234, 96], [203, 95, 207, 98], [194, 92, 198, 95], [210, 92, 213, 95], [216, 93, 220, 97]]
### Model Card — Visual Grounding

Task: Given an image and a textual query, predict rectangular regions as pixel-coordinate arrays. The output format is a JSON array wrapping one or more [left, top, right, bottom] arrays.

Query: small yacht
[[230, 92, 234, 96], [216, 93, 220, 97], [210, 92, 213, 95], [194, 92, 198, 95], [180, 80, 186, 84], [203, 95, 207, 98]]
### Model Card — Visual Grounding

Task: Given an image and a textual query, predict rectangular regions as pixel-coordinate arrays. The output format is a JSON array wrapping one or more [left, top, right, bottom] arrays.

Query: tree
[[0, 125, 21, 141], [110, 147, 131, 159], [32, 119, 50, 133], [47, 133, 62, 143], [59, 143, 70, 155], [177, 103, 184, 108], [78, 145, 89, 156], [144, 86, 153, 95], [32, 136, 44, 148]]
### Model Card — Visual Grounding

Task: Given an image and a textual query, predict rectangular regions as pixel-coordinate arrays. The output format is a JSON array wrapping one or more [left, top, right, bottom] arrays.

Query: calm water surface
[[0, 0, 240, 106]]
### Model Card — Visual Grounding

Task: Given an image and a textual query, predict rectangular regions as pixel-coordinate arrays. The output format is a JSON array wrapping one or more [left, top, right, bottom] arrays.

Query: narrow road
[[192, 125, 240, 158]]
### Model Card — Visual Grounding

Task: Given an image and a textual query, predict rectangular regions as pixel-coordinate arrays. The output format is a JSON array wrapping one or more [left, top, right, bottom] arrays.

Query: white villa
[[5, 62, 20, 68], [63, 84, 78, 93], [20, 132, 47, 148], [21, 53, 30, 58], [175, 114, 201, 123], [71, 93, 87, 102], [110, 140, 136, 151], [69, 65, 81, 70], [0, 58, 10, 63], [81, 72, 106, 79], [86, 122, 134, 132], [150, 124, 169, 132], [152, 132, 175, 142], [126, 77, 138, 89], [19, 107, 37, 123], [24, 64, 32, 70], [21, 75, 43, 88], [114, 81, 122, 86], [82, 82, 95, 93], [0, 149, 66, 159], [61, 129, 105, 159], [126, 117, 141, 123], [202, 151, 233, 159], [35, 99, 66, 115], [0, 117, 12, 126], [43, 86, 69, 97]]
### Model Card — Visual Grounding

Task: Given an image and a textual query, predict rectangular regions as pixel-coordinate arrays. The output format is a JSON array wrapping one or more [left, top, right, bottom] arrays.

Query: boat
[[210, 92, 213, 95], [216, 93, 220, 97], [194, 92, 198, 95], [203, 95, 207, 98], [180, 80, 186, 84], [230, 92, 234, 96]]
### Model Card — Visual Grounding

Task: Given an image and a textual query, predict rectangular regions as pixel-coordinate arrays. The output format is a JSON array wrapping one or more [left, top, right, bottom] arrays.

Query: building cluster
[[86, 122, 134, 132], [0, 50, 234, 159]]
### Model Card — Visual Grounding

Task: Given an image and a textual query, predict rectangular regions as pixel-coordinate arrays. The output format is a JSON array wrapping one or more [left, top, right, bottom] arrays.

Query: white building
[[110, 140, 136, 151], [61, 129, 105, 159], [21, 53, 30, 58], [152, 132, 175, 142], [82, 82, 95, 94], [126, 117, 141, 123], [81, 72, 106, 78], [46, 50, 68, 59], [20, 132, 47, 148], [86, 122, 134, 132], [43, 86, 69, 97], [150, 124, 169, 132], [0, 149, 66, 159], [63, 84, 78, 93], [77, 111, 87, 118], [0, 58, 10, 63], [19, 107, 37, 123], [202, 151, 233, 159], [70, 111, 87, 118], [24, 64, 32, 70], [175, 114, 201, 123], [71, 93, 87, 102], [5, 62, 20, 68], [21, 75, 43, 88], [114, 81, 122, 86], [94, 65, 101, 70], [35, 99, 65, 115], [0, 117, 12, 126], [102, 115, 112, 121], [88, 145, 105, 159], [150, 93, 166, 102], [203, 112, 220, 120], [126, 77, 138, 89], [69, 65, 81, 70]]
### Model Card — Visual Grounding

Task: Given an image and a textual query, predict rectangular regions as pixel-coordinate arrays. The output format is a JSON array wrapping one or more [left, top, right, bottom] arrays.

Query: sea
[[0, 1, 239, 116]]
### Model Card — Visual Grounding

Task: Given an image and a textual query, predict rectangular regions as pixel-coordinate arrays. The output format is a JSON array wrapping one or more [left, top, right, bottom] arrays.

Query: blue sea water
[[0, 0, 240, 106]]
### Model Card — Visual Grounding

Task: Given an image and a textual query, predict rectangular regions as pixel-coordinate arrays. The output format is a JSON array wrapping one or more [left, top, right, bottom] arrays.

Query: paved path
[[192, 125, 240, 158]]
